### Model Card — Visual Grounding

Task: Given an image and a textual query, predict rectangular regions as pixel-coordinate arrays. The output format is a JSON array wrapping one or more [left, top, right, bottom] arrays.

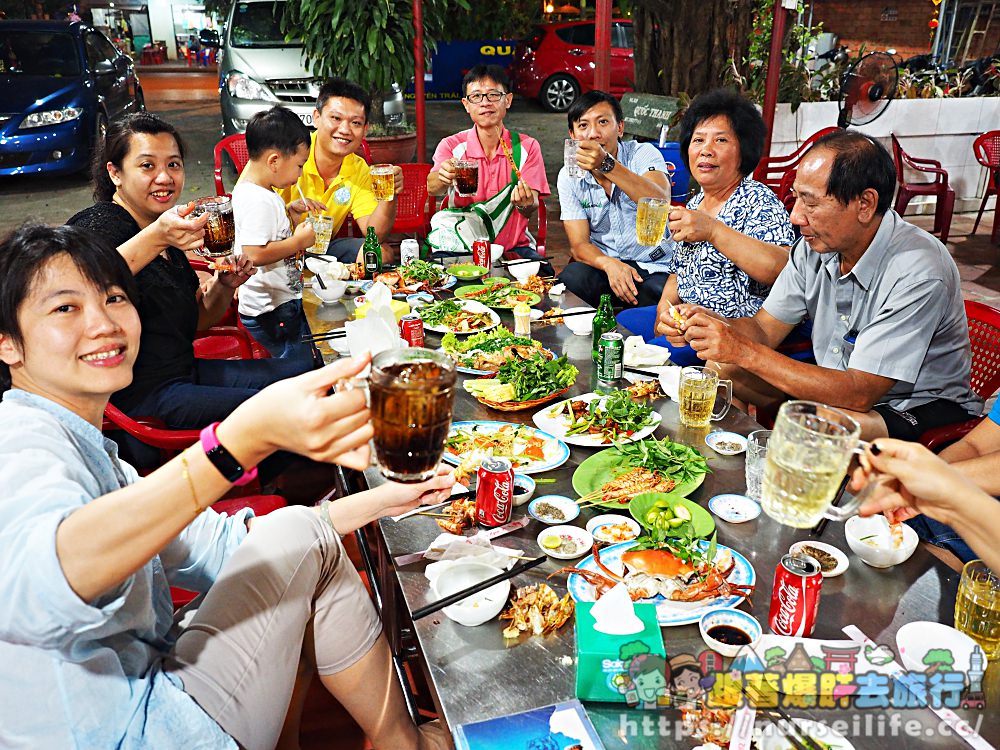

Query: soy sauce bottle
[[363, 227, 382, 279]]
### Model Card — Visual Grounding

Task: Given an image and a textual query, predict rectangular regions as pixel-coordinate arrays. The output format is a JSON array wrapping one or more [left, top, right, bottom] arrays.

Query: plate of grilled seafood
[[532, 390, 662, 447], [571, 438, 709, 509], [563, 539, 755, 626]]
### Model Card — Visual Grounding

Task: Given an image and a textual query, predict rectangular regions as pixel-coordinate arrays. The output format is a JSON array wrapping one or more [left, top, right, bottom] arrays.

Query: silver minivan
[[219, 0, 404, 136]]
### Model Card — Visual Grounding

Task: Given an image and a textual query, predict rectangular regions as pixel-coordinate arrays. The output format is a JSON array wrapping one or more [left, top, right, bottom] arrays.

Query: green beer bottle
[[363, 226, 382, 279], [591, 293, 616, 362]]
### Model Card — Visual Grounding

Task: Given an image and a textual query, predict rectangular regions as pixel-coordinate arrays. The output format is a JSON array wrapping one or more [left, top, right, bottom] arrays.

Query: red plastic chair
[[891, 133, 955, 243], [777, 168, 798, 214], [213, 134, 250, 196], [972, 130, 1000, 245], [920, 300, 1000, 451], [390, 163, 433, 236], [753, 127, 842, 194]]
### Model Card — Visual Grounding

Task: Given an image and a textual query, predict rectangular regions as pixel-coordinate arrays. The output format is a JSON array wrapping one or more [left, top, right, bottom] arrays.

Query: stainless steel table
[[305, 279, 1000, 749]]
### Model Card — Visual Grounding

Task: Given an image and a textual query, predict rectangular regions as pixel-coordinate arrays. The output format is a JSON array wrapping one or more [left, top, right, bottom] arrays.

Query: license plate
[[298, 112, 313, 127]]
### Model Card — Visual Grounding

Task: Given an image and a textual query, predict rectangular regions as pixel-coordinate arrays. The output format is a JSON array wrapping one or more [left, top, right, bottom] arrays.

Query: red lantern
[[929, 18, 939, 28]]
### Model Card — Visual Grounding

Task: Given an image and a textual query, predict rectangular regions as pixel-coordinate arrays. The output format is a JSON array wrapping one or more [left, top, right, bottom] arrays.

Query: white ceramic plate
[[532, 392, 662, 447], [586, 514, 642, 543], [708, 493, 761, 524], [420, 299, 501, 335], [441, 421, 570, 475], [567, 541, 756, 627], [755, 718, 854, 750], [536, 525, 593, 560], [705, 431, 748, 455], [896, 620, 988, 675], [528, 495, 580, 525], [789, 540, 850, 578]]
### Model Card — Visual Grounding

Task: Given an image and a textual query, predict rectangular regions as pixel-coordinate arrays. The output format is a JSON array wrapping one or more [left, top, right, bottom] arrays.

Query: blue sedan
[[0, 19, 144, 176]]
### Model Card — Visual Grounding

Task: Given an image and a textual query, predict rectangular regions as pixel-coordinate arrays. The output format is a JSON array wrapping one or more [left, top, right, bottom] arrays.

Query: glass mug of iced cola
[[191, 196, 236, 270], [453, 159, 479, 197], [369, 348, 457, 483], [761, 401, 883, 529], [370, 164, 395, 202]]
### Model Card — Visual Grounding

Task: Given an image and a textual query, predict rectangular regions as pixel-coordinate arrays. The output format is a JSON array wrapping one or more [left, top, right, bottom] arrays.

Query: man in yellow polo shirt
[[279, 77, 403, 263]]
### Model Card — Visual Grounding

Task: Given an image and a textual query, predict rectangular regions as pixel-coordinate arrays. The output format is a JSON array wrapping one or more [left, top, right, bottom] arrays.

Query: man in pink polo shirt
[[427, 64, 552, 273]]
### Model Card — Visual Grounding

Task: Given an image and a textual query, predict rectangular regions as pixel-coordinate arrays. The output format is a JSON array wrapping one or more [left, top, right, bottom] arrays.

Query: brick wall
[[810, 0, 934, 60]]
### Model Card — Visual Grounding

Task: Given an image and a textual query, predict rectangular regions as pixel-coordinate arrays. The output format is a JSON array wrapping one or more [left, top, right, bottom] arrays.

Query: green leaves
[[496, 355, 578, 402], [612, 437, 709, 486]]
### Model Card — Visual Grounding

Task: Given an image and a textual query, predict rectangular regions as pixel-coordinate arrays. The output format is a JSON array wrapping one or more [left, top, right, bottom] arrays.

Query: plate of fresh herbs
[[463, 354, 579, 411], [440, 327, 553, 375], [532, 390, 661, 447]]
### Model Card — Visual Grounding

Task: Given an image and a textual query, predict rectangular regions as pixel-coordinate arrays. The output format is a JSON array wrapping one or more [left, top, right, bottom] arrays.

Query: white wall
[[770, 98, 1000, 214], [147, 0, 177, 60]]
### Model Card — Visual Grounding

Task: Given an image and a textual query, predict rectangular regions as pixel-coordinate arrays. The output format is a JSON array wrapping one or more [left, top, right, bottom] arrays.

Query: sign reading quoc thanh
[[620, 93, 680, 140]]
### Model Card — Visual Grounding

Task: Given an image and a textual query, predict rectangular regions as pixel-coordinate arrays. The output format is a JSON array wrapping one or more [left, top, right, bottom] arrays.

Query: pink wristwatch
[[199, 422, 258, 486]]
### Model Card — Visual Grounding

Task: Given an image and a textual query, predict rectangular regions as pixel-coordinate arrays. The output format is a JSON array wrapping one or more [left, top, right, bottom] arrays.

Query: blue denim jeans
[[325, 237, 363, 263], [239, 299, 317, 372], [906, 515, 979, 564]]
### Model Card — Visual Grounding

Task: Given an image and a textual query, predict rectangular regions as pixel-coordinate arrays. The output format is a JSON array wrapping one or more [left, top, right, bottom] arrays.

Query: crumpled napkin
[[423, 534, 522, 570], [345, 281, 404, 372], [624, 335, 671, 367]]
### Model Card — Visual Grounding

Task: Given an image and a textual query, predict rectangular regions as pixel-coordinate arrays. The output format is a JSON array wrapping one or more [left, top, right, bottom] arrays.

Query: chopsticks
[[811, 473, 850, 538], [742, 683, 826, 750], [304, 252, 335, 262], [302, 329, 347, 342], [624, 365, 667, 378], [411, 555, 545, 621], [498, 258, 540, 268]]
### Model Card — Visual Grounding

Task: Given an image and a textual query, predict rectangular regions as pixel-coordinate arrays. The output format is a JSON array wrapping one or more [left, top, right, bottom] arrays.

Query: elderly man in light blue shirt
[[557, 90, 673, 307]]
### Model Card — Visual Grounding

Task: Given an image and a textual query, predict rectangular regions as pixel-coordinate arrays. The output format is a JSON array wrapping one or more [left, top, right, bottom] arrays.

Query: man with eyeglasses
[[427, 64, 551, 271]]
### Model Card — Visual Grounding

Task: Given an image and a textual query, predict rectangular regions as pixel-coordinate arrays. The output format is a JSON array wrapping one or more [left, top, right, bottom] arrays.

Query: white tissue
[[590, 583, 644, 635], [623, 363, 681, 401], [624, 335, 671, 367], [344, 281, 404, 372], [423, 534, 522, 570]]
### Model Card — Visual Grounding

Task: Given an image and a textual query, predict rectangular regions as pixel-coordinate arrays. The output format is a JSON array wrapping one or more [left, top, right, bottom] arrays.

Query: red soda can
[[476, 457, 514, 527], [769, 553, 823, 636], [472, 238, 491, 269], [398, 313, 425, 348]]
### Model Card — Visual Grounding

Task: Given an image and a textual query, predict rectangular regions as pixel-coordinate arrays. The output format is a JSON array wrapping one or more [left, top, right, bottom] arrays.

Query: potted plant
[[282, 0, 466, 163]]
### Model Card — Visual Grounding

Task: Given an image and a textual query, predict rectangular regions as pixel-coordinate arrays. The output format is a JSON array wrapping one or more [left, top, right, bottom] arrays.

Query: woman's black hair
[[0, 223, 139, 391], [678, 88, 767, 177], [91, 112, 186, 202]]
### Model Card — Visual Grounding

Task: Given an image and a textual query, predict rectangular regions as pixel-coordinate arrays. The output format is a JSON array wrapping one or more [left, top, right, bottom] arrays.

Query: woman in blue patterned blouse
[[618, 89, 796, 366]]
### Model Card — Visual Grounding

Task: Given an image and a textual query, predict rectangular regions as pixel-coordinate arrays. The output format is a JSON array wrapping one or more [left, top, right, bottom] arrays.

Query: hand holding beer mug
[[636, 196, 671, 246], [369, 348, 457, 483], [191, 195, 237, 271], [761, 401, 885, 528], [370, 163, 395, 202], [678, 366, 732, 428]]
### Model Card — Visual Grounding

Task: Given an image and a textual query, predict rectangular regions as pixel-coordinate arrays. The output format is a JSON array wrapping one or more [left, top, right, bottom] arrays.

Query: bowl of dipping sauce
[[513, 473, 536, 506], [699, 608, 762, 658], [528, 495, 579, 525]]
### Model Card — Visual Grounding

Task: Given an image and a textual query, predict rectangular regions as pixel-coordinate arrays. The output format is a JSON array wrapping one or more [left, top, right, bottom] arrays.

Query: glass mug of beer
[[191, 195, 236, 270], [678, 366, 732, 428], [636, 196, 671, 246], [955, 560, 1000, 659], [760, 401, 884, 529], [453, 159, 479, 197], [370, 163, 395, 202], [369, 348, 457, 483]]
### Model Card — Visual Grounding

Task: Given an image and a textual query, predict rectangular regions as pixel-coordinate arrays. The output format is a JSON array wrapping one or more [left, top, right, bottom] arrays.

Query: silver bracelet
[[318, 499, 341, 536]]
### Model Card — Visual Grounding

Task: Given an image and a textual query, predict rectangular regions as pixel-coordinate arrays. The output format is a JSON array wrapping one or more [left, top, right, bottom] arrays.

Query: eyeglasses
[[465, 91, 506, 104]]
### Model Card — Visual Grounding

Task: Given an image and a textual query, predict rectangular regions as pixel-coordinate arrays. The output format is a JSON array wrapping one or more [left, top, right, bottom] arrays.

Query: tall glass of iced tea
[[370, 348, 457, 483], [191, 195, 236, 270]]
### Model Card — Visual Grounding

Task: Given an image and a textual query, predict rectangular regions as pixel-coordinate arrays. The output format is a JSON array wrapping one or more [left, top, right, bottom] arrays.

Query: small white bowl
[[845, 515, 919, 568], [428, 561, 511, 627], [536, 525, 593, 560], [586, 514, 642, 543], [699, 608, 762, 658], [789, 540, 849, 578], [562, 306, 596, 336], [490, 243, 504, 264], [513, 473, 536, 506], [312, 279, 348, 303], [705, 431, 748, 456], [528, 495, 580, 525], [510, 260, 540, 282], [708, 493, 761, 524]]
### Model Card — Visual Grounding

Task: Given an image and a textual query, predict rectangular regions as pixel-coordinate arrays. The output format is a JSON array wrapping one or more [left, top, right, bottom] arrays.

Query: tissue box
[[574, 602, 665, 703], [354, 298, 410, 322]]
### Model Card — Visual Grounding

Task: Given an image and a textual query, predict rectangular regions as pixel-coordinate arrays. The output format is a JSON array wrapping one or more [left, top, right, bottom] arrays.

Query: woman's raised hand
[[154, 201, 209, 252]]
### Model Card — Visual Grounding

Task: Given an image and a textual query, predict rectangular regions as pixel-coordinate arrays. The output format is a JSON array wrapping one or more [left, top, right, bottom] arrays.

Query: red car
[[508, 19, 634, 112]]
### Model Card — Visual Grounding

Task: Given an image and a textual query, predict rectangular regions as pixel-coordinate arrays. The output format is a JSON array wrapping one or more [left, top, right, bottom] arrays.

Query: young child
[[234, 105, 323, 369]]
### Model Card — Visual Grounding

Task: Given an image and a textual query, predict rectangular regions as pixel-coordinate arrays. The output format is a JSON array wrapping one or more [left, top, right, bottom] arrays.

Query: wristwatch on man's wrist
[[200, 422, 258, 486], [598, 152, 616, 174]]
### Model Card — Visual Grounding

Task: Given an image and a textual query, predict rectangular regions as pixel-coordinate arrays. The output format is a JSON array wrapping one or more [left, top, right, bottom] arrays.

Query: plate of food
[[442, 421, 570, 475], [563, 537, 755, 627], [629, 491, 715, 538], [789, 541, 849, 578], [418, 298, 500, 335], [454, 282, 543, 309], [537, 526, 593, 560], [447, 263, 490, 280], [440, 327, 554, 376], [361, 260, 457, 293], [571, 437, 709, 509], [532, 390, 662, 447], [586, 514, 642, 544], [463, 354, 578, 412]]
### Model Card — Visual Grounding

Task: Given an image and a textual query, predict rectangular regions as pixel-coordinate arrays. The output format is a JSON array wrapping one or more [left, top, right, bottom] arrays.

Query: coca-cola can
[[769, 553, 823, 636], [398, 313, 425, 348], [472, 238, 491, 269], [476, 457, 514, 527]]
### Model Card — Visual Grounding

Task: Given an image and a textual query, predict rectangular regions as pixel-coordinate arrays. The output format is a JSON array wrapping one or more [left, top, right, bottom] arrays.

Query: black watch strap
[[598, 153, 616, 174], [203, 441, 246, 484]]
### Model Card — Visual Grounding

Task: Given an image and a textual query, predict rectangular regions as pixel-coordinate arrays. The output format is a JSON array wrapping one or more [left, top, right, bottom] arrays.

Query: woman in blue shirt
[[617, 89, 796, 366], [0, 223, 452, 750]]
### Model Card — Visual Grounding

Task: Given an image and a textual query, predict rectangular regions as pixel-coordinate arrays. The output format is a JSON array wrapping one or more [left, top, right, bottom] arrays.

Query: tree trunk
[[633, 0, 755, 98]]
